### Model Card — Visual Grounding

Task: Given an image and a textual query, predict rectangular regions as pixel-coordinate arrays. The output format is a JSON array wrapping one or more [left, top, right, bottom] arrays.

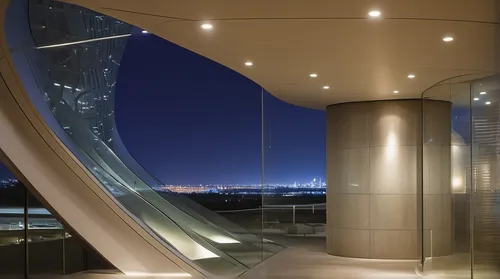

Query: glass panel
[[262, 91, 326, 253], [470, 76, 500, 276], [419, 74, 497, 277], [113, 35, 269, 268], [27, 190, 63, 275], [450, 84, 473, 276], [0, 165, 25, 278], [0, 162, 113, 277]]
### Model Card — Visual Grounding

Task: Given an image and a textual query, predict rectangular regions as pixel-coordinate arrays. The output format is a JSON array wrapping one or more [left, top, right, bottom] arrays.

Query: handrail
[[263, 203, 326, 208], [216, 203, 326, 213]]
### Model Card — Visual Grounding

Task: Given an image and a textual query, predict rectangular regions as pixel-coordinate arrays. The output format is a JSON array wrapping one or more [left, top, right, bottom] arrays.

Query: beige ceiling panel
[[65, 0, 498, 23], [62, 0, 499, 108]]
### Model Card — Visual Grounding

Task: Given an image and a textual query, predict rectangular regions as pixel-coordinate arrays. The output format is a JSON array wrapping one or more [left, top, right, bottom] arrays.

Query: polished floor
[[242, 235, 420, 279], [18, 235, 500, 279]]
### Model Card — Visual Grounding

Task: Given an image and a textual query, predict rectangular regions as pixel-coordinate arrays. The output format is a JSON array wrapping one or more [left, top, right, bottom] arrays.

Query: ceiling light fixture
[[141, 30, 148, 34], [323, 85, 330, 89], [310, 73, 318, 78], [407, 74, 416, 79], [486, 101, 491, 105], [474, 97, 480, 101], [368, 10, 381, 18], [201, 23, 213, 30], [244, 61, 253, 67], [480, 91, 487, 95], [442, 36, 454, 42], [393, 90, 399, 94]]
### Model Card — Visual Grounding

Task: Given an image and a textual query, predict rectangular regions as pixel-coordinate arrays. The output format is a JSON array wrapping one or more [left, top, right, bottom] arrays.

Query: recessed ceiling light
[[442, 36, 454, 42], [474, 97, 480, 101], [310, 73, 318, 78], [141, 30, 148, 34], [480, 91, 487, 95], [486, 101, 491, 105], [407, 74, 416, 79], [368, 10, 381, 18], [201, 23, 213, 30], [393, 90, 399, 94], [323, 85, 330, 89], [244, 61, 253, 67]]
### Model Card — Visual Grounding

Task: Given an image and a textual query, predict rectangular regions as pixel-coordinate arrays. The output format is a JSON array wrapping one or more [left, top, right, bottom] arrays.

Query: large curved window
[[5, 0, 281, 276]]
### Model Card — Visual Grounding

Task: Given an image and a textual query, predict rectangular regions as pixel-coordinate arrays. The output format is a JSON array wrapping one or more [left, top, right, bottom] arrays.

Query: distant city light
[[141, 30, 148, 34], [158, 179, 327, 196]]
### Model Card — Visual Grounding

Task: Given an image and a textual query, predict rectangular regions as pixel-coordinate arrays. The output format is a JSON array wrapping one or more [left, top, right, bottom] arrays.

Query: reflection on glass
[[262, 91, 326, 257], [0, 179, 25, 277], [0, 168, 114, 276], [27, 190, 63, 274], [470, 77, 500, 274], [420, 74, 500, 277]]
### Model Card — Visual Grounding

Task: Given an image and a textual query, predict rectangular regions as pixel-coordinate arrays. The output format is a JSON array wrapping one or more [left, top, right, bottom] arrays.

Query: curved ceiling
[[64, 0, 499, 109]]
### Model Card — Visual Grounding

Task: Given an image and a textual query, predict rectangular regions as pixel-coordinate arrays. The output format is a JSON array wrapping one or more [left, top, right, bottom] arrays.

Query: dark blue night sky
[[0, 164, 10, 180], [114, 34, 326, 185]]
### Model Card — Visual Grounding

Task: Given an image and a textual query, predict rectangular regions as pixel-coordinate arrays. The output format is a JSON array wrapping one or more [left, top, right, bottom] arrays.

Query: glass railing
[[218, 204, 326, 235]]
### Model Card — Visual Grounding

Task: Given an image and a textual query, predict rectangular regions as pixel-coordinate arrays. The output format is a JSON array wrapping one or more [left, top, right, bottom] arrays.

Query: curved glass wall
[[5, 0, 281, 276], [420, 74, 500, 277], [262, 92, 326, 245]]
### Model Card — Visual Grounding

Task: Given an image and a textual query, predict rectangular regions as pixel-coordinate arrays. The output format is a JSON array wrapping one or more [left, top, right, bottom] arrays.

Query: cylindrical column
[[326, 99, 452, 259]]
